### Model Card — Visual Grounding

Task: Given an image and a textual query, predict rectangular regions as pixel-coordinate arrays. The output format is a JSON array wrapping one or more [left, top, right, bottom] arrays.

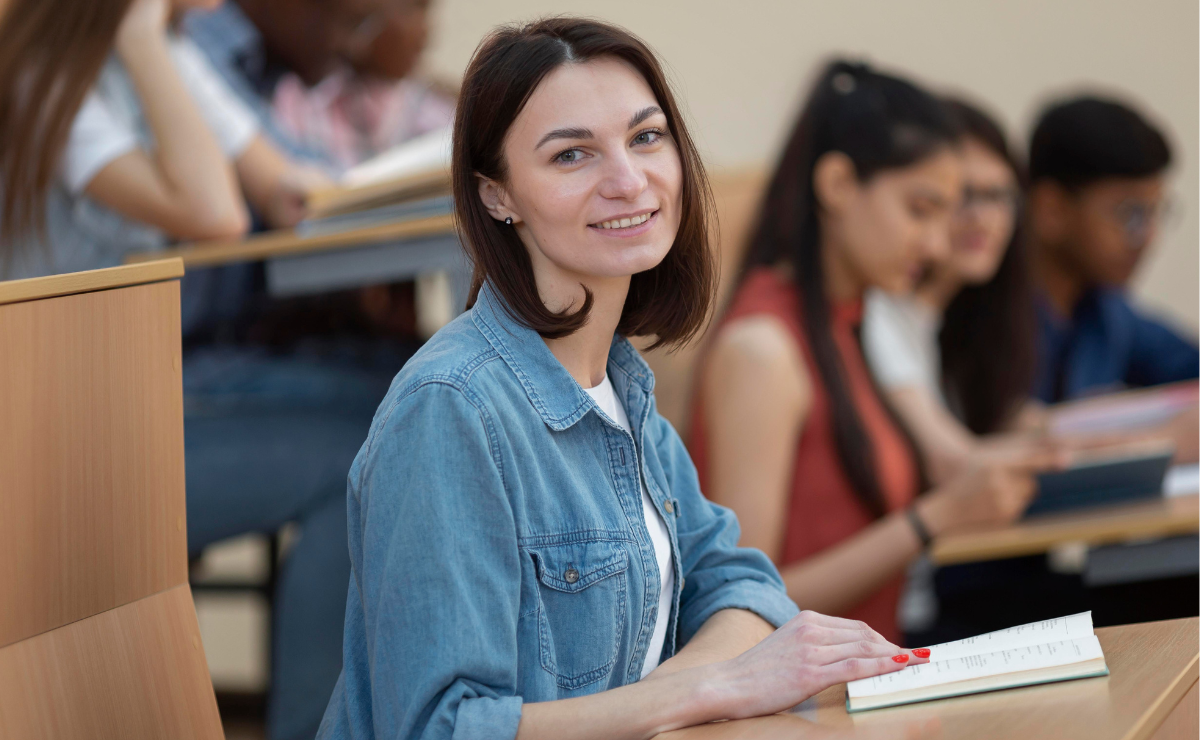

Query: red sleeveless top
[[690, 268, 919, 643]]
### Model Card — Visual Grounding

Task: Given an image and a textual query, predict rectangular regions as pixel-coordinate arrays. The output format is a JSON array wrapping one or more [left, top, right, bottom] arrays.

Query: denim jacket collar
[[473, 283, 655, 432]]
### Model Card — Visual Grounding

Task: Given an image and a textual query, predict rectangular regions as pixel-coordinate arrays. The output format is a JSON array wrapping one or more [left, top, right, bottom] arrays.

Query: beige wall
[[421, 0, 1199, 336]]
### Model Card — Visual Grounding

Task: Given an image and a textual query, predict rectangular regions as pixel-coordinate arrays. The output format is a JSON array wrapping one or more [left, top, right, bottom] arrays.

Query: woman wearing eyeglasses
[[861, 97, 1042, 486]]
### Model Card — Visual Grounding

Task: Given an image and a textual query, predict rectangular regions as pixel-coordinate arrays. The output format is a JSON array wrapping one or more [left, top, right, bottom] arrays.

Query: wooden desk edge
[[0, 258, 184, 306], [123, 213, 457, 269], [1126, 653, 1199, 740], [930, 495, 1200, 565]]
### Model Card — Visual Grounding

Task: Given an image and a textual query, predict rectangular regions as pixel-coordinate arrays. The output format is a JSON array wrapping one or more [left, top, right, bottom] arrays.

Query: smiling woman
[[316, 18, 928, 740]]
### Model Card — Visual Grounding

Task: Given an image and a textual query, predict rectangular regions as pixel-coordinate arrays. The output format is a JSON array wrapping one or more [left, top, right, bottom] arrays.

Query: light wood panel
[[929, 494, 1200, 565], [659, 618, 1199, 740], [125, 212, 455, 268], [1149, 679, 1198, 740], [0, 280, 187, 648], [0, 584, 223, 740], [0, 259, 184, 306]]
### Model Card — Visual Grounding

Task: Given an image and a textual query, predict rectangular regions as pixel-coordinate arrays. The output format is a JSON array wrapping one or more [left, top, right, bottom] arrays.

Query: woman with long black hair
[[690, 62, 1058, 644], [863, 97, 1041, 485]]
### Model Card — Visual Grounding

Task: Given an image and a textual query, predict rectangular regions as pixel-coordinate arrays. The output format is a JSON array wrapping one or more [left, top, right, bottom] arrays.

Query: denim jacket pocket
[[529, 540, 629, 690]]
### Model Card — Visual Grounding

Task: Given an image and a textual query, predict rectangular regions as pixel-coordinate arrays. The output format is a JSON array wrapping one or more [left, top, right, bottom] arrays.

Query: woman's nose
[[598, 153, 648, 200]]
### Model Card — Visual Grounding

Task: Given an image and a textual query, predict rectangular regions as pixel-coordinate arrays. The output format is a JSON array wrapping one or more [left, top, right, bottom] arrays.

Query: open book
[[846, 612, 1108, 712], [305, 126, 453, 220]]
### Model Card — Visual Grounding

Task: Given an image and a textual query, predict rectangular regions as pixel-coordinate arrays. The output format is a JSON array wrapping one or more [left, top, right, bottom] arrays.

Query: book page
[[914, 612, 1094, 663], [341, 127, 452, 189], [848, 635, 1104, 698]]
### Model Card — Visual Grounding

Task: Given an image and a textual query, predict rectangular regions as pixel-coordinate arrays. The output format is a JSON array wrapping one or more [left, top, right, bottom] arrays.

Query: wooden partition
[[0, 260, 223, 739]]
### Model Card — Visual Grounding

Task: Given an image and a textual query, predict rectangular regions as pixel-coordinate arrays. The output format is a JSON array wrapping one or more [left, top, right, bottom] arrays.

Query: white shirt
[[4, 35, 259, 281], [862, 289, 943, 400], [582, 375, 675, 679]]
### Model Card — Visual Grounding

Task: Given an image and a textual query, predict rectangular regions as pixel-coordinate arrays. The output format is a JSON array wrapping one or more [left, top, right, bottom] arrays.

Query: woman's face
[[825, 147, 963, 295], [481, 58, 682, 300], [947, 137, 1019, 284]]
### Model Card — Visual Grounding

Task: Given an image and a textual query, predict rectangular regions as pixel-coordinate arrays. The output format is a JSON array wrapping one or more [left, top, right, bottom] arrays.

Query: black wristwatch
[[906, 506, 934, 549]]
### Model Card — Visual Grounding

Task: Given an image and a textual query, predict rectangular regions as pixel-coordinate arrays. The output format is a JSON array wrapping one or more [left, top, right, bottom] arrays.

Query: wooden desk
[[124, 212, 469, 305], [929, 494, 1200, 566], [660, 617, 1198, 740]]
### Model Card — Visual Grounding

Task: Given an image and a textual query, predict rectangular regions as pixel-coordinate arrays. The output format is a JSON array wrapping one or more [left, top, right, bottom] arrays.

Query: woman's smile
[[589, 208, 659, 236]]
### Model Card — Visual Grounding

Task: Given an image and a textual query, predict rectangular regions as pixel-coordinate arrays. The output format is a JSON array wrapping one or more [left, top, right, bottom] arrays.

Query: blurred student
[[184, 0, 393, 162], [862, 98, 1038, 484], [271, 0, 455, 172], [0, 2, 365, 738], [0, 0, 323, 279], [1026, 96, 1198, 403], [690, 62, 1057, 644]]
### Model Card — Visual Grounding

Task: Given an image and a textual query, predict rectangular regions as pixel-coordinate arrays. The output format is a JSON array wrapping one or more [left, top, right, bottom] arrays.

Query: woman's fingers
[[795, 624, 895, 649], [817, 654, 913, 686], [795, 611, 889, 642], [810, 638, 928, 667]]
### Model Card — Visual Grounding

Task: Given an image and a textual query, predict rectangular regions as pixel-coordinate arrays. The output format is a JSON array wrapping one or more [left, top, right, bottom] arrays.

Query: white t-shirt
[[582, 375, 675, 679], [862, 289, 943, 400], [3, 35, 259, 281]]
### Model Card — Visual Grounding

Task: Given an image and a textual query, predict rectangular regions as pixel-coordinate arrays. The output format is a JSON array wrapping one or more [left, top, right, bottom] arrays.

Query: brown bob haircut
[[453, 17, 716, 350]]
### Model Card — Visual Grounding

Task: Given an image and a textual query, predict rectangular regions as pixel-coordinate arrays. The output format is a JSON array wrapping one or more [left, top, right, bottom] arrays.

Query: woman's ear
[[813, 151, 858, 216], [476, 174, 519, 224]]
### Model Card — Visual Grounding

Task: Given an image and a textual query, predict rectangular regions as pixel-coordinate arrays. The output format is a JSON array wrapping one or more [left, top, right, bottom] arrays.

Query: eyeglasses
[[1105, 197, 1176, 243], [959, 186, 1020, 214]]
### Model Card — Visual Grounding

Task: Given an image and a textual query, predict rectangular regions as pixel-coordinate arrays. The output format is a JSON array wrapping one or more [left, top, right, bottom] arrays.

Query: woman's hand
[[916, 449, 1064, 536], [697, 610, 929, 721], [115, 0, 170, 58], [262, 164, 332, 228]]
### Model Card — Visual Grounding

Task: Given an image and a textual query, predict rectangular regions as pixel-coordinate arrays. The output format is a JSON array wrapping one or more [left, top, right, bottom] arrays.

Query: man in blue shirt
[[1026, 96, 1199, 403]]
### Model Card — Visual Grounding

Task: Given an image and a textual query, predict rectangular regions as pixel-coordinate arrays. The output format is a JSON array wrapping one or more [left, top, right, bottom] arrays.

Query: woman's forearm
[[647, 608, 775, 679], [518, 663, 727, 740], [779, 510, 921, 616], [117, 30, 246, 234]]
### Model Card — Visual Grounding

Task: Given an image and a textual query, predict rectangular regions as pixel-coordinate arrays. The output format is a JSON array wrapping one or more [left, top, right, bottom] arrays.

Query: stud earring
[[504, 216, 513, 225]]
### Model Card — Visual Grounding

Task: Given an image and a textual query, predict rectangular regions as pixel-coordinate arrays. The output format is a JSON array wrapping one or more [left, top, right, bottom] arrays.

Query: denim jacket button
[[664, 500, 674, 514], [564, 567, 580, 584]]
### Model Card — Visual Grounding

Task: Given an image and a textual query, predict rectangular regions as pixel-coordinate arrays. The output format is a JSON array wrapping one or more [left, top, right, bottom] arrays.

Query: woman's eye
[[555, 149, 582, 164], [633, 130, 662, 146]]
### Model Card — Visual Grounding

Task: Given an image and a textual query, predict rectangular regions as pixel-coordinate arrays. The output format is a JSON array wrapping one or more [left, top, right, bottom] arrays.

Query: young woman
[[0, 0, 325, 279], [318, 20, 929, 740], [690, 63, 1058, 644], [862, 98, 1040, 484]]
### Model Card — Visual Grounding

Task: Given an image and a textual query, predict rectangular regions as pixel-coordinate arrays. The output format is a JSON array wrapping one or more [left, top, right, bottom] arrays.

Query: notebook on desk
[[846, 612, 1108, 712], [1027, 442, 1174, 517]]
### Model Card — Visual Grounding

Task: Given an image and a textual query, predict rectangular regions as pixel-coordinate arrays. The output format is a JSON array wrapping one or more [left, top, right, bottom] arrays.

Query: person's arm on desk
[[518, 610, 926, 740], [234, 135, 331, 229], [86, 0, 248, 240]]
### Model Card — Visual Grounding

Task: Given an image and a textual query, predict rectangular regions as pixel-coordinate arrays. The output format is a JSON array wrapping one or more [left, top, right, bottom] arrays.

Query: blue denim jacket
[[317, 285, 798, 740]]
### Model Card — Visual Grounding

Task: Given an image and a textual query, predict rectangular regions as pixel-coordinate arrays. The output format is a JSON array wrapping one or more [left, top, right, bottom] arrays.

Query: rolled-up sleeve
[[346, 381, 523, 740], [649, 411, 799, 645]]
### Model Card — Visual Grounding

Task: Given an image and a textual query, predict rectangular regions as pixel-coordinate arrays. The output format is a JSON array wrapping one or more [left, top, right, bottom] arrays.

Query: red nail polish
[[892, 654, 909, 663], [913, 648, 930, 659]]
